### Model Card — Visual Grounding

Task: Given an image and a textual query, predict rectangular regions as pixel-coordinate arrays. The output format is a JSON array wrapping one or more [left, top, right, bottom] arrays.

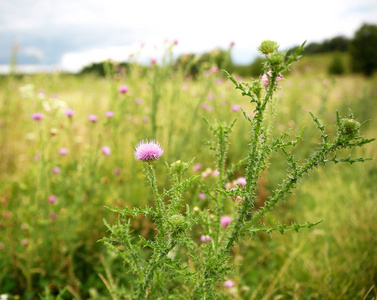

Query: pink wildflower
[[220, 216, 231, 228], [118, 85, 129, 94], [113, 168, 120, 175], [48, 195, 57, 203], [212, 169, 220, 176], [52, 167, 61, 174], [58, 148, 69, 155], [49, 213, 57, 220], [101, 146, 111, 156], [105, 111, 114, 118], [200, 235, 211, 243], [230, 41, 235, 47], [150, 58, 157, 64], [88, 114, 98, 123], [134, 140, 164, 162], [236, 177, 247, 187], [192, 163, 203, 172], [32, 112, 43, 121], [135, 98, 142, 105], [231, 104, 241, 112], [223, 279, 234, 288], [198, 193, 206, 199], [65, 108, 74, 117], [142, 116, 149, 123], [261, 74, 269, 87], [211, 66, 219, 73]]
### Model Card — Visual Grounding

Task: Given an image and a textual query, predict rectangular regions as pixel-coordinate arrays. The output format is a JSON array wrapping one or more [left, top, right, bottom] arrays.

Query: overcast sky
[[0, 0, 376, 73]]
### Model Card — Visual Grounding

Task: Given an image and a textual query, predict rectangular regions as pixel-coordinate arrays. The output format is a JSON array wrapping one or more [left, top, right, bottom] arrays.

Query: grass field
[[0, 54, 376, 299]]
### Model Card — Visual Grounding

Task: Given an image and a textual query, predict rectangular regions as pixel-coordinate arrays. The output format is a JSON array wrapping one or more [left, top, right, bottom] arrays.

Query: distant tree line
[[79, 23, 377, 78]]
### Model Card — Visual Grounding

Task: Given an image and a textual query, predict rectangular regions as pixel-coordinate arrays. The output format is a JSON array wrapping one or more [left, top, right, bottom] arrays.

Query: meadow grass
[[0, 54, 376, 299]]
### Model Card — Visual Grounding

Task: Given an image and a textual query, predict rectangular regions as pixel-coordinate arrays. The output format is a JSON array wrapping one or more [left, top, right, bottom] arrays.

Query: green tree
[[328, 54, 345, 75], [349, 23, 377, 76]]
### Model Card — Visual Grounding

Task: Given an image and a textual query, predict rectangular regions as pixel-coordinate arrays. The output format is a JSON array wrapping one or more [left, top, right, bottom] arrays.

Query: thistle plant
[[101, 40, 374, 299]]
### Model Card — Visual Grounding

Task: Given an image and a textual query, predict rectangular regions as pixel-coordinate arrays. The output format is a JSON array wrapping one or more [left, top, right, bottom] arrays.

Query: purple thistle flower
[[48, 195, 57, 203], [220, 216, 231, 228], [231, 104, 241, 112], [88, 114, 98, 123], [192, 163, 202, 172], [101, 146, 111, 156], [58, 148, 69, 155], [236, 177, 247, 187], [32, 112, 43, 121], [200, 235, 211, 243], [118, 85, 129, 94], [65, 108, 74, 117], [134, 140, 164, 162], [223, 279, 234, 288], [105, 111, 114, 118], [52, 167, 61, 174]]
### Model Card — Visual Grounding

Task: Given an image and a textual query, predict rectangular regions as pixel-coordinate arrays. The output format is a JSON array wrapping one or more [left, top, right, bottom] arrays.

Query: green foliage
[[349, 23, 377, 76], [328, 53, 346, 75]]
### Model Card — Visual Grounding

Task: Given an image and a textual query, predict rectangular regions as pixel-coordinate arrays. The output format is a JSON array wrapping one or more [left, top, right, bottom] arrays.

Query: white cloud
[[2, 0, 376, 71]]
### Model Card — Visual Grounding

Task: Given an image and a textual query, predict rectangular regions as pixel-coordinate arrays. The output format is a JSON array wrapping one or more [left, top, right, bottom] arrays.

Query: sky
[[0, 0, 376, 73]]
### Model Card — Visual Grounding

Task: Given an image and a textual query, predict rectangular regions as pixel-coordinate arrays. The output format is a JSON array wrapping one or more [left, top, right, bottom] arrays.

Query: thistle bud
[[340, 118, 360, 136], [170, 160, 188, 173], [258, 40, 279, 55], [170, 214, 186, 231], [268, 52, 286, 66]]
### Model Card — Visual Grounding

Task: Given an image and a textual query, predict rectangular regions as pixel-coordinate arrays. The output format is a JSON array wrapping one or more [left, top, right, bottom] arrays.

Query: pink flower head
[[49, 213, 57, 220], [261, 74, 269, 87], [211, 66, 219, 73], [223, 279, 234, 288], [200, 235, 211, 243], [48, 195, 57, 203], [113, 168, 120, 175], [231, 104, 241, 112], [134, 139, 164, 162], [101, 146, 111, 156], [105, 111, 114, 118], [276, 73, 283, 82], [142, 116, 149, 123], [118, 85, 129, 94], [58, 148, 69, 155], [52, 167, 61, 174], [65, 108, 74, 117], [230, 41, 235, 47], [32, 112, 43, 121], [135, 98, 142, 105], [236, 177, 246, 187], [198, 193, 206, 199], [192, 163, 203, 172], [212, 169, 220, 176], [150, 58, 157, 64], [220, 216, 231, 228], [88, 114, 98, 123], [173, 39, 178, 45]]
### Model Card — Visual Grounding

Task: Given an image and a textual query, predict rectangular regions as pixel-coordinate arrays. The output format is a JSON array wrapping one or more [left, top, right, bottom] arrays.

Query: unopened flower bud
[[340, 118, 360, 136], [258, 40, 279, 55]]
